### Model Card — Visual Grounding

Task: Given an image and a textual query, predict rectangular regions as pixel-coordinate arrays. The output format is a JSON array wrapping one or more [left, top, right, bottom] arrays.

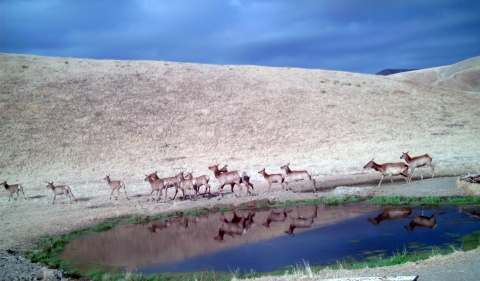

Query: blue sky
[[1, 0, 479, 74]]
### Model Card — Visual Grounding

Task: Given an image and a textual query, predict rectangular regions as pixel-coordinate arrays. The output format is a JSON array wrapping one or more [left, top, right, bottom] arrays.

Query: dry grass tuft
[[456, 179, 480, 195]]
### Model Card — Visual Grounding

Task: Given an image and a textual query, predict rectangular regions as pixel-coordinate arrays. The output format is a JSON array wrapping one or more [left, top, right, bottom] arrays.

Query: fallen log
[[459, 172, 480, 183]]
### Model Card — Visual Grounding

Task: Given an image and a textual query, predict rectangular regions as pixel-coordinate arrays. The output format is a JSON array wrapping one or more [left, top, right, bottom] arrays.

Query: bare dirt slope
[[391, 56, 480, 93], [1, 53, 480, 280]]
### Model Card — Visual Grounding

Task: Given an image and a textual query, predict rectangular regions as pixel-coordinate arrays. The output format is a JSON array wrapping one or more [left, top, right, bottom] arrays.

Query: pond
[[58, 203, 480, 274]]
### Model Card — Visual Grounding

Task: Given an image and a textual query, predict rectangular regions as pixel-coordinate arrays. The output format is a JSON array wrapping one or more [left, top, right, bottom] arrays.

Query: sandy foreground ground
[[1, 53, 480, 280]]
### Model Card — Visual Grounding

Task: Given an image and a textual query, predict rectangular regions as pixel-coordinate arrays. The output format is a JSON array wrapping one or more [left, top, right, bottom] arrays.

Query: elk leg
[[430, 165, 435, 178], [110, 189, 115, 199], [172, 188, 179, 200], [52, 195, 56, 204], [219, 184, 225, 197], [21, 188, 26, 200], [70, 191, 76, 201], [377, 175, 385, 188], [124, 187, 130, 200]]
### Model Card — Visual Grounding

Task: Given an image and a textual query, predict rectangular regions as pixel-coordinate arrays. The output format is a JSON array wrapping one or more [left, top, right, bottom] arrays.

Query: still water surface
[[59, 203, 480, 274]]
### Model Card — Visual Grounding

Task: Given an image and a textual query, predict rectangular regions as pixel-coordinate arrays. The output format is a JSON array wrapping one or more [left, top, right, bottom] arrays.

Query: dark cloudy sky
[[1, 0, 479, 74]]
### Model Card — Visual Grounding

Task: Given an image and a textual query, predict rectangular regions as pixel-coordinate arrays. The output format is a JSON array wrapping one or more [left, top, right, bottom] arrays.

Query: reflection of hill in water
[[59, 203, 379, 270]]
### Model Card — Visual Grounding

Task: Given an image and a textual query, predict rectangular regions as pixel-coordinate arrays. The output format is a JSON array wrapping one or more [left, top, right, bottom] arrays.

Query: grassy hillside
[[1, 53, 479, 189]]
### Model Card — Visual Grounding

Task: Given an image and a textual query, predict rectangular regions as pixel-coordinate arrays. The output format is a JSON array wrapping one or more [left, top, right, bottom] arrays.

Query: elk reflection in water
[[405, 208, 437, 232], [58, 204, 480, 274], [214, 212, 255, 241], [262, 208, 292, 227], [367, 208, 412, 226], [285, 205, 318, 235]]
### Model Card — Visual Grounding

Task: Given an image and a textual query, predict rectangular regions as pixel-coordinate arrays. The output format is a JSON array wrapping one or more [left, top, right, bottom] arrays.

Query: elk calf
[[104, 175, 129, 200], [144, 174, 168, 202], [280, 163, 316, 192], [176, 172, 198, 201], [400, 152, 434, 181], [258, 168, 285, 192], [363, 159, 410, 188], [1, 181, 26, 201], [46, 182, 76, 204], [185, 172, 211, 197]]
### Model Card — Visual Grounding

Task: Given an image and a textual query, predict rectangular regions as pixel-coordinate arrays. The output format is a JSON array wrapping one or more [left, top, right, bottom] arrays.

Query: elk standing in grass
[[363, 159, 410, 188], [400, 151, 434, 181], [103, 175, 129, 200], [258, 168, 285, 192], [46, 182, 76, 204], [208, 164, 252, 197], [280, 163, 316, 192], [1, 181, 26, 201], [285, 205, 318, 235]]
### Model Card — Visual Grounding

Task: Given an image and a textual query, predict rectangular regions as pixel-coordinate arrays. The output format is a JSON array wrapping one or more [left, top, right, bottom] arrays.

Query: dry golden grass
[[1, 53, 479, 190]]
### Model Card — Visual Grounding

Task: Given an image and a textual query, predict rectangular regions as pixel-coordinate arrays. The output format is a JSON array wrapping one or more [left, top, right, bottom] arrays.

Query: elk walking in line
[[285, 205, 318, 235], [367, 208, 411, 226], [46, 182, 76, 204], [262, 208, 292, 227], [1, 181, 26, 201], [405, 208, 437, 232], [166, 172, 187, 201], [400, 151, 434, 181], [103, 175, 129, 200], [258, 168, 286, 192], [144, 174, 168, 202], [363, 159, 410, 188], [208, 164, 252, 197], [241, 172, 255, 193], [280, 163, 316, 192], [185, 172, 211, 197], [176, 172, 198, 201]]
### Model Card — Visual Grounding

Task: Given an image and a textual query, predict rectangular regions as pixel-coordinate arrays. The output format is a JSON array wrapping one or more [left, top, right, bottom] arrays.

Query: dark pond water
[[58, 203, 480, 274]]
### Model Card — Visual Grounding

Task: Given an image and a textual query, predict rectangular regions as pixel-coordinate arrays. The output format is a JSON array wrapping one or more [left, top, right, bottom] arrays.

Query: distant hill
[[375, 69, 418, 76], [390, 56, 480, 93]]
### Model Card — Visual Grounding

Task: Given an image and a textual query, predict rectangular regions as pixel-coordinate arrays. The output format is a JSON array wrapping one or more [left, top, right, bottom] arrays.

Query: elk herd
[[2, 151, 434, 204]]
